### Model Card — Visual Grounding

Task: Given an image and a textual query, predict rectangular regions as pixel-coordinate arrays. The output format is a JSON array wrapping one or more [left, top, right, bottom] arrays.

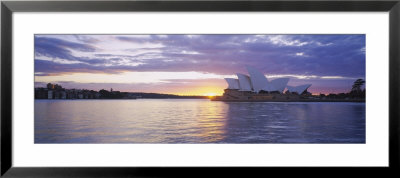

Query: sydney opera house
[[212, 66, 312, 101]]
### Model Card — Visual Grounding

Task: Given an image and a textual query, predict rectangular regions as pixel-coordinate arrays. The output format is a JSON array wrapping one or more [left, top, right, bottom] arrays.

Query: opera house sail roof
[[246, 66, 269, 93], [224, 66, 311, 94], [268, 78, 290, 93], [286, 84, 312, 94], [236, 73, 253, 91], [224, 78, 240, 89]]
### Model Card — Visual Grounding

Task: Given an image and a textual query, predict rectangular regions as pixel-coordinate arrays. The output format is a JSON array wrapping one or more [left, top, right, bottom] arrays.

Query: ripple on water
[[35, 99, 366, 143]]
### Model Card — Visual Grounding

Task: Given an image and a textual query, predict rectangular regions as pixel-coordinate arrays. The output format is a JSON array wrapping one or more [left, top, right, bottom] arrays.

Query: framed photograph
[[2, 0, 399, 177]]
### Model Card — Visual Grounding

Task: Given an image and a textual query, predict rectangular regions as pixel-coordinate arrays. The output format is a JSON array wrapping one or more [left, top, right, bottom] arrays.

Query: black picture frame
[[1, 0, 399, 177]]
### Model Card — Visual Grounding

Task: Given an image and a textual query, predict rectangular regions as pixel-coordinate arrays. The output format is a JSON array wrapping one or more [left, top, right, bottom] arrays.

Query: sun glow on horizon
[[202, 93, 218, 97], [169, 89, 223, 97]]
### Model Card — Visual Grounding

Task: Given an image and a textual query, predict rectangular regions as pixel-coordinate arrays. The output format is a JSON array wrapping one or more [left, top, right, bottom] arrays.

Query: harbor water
[[35, 99, 365, 143]]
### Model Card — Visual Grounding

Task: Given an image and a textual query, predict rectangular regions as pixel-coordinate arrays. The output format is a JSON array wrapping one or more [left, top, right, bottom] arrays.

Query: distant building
[[35, 83, 136, 100], [35, 88, 48, 99], [61, 91, 66, 99], [54, 91, 60, 99], [47, 90, 53, 99]]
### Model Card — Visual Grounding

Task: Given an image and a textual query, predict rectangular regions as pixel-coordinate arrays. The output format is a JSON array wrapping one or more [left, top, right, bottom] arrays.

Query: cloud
[[34, 34, 365, 79]]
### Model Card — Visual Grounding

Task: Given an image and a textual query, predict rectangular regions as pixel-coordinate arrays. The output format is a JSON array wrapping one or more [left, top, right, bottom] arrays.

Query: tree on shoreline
[[350, 79, 365, 98]]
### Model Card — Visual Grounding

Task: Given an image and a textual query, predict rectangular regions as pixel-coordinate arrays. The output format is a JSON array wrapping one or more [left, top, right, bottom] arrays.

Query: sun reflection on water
[[194, 102, 228, 142], [35, 100, 365, 143], [35, 99, 230, 143]]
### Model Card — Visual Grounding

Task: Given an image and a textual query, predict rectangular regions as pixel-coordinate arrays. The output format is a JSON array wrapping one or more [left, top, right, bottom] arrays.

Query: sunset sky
[[34, 34, 365, 96]]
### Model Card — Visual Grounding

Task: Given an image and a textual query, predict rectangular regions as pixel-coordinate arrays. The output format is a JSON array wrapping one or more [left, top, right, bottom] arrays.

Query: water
[[35, 99, 365, 143]]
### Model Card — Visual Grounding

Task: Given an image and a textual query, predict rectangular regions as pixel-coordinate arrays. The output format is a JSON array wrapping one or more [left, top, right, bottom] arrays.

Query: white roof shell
[[267, 78, 290, 93], [247, 66, 290, 93], [287, 84, 312, 94], [224, 78, 240, 89], [246, 66, 269, 93], [237, 73, 253, 91]]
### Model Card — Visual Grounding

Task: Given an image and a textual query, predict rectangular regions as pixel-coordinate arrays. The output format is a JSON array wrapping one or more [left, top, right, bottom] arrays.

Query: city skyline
[[34, 34, 366, 96]]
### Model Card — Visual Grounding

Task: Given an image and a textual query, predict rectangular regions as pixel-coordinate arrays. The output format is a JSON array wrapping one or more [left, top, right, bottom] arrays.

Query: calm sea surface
[[35, 99, 365, 143]]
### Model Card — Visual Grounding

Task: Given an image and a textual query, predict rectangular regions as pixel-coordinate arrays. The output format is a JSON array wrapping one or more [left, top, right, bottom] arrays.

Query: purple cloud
[[35, 34, 365, 78], [34, 34, 365, 94]]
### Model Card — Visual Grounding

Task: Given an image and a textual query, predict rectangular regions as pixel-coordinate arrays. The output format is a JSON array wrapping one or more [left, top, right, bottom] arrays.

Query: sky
[[34, 34, 365, 96]]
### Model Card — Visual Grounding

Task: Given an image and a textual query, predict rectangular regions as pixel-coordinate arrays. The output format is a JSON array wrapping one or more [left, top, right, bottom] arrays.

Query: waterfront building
[[61, 91, 66, 99], [246, 66, 291, 93], [225, 66, 311, 94], [35, 83, 136, 100], [54, 91, 60, 99], [35, 88, 48, 99], [215, 67, 312, 101], [47, 90, 53, 99], [95, 93, 101, 99]]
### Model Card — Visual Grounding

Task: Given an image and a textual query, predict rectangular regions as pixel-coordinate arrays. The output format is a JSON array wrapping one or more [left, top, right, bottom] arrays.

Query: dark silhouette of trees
[[351, 79, 365, 92], [350, 79, 365, 98], [99, 89, 124, 99], [320, 79, 365, 100]]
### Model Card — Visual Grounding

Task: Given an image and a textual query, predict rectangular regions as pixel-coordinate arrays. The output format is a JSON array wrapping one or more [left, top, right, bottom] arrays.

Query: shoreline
[[210, 99, 365, 103], [34, 97, 209, 100], [34, 98, 365, 103]]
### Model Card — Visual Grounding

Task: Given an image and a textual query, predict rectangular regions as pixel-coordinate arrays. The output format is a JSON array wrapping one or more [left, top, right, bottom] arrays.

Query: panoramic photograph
[[34, 34, 366, 143]]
